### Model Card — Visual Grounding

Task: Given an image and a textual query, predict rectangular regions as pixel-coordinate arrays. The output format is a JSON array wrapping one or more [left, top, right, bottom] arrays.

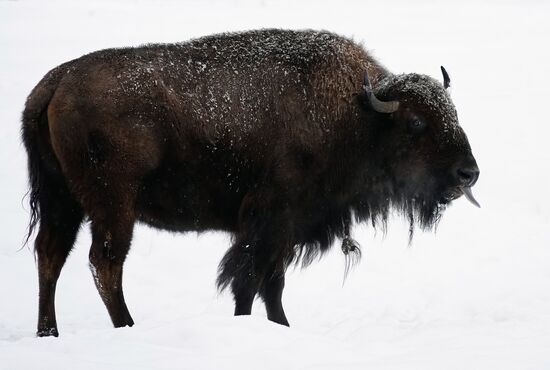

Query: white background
[[1, 1, 549, 369]]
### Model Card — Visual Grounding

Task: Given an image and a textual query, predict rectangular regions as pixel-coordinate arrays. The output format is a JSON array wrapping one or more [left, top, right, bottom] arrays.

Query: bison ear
[[441, 66, 451, 89], [362, 71, 400, 113]]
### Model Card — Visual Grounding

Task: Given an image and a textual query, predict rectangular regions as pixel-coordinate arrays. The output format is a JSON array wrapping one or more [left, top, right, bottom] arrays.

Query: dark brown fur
[[22, 29, 478, 336]]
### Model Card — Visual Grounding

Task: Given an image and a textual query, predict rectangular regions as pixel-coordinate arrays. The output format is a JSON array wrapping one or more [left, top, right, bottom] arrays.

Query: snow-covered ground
[[1, 0, 549, 369]]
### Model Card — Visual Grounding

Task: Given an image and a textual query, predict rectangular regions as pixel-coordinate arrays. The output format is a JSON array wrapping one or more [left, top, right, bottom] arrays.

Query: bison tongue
[[461, 187, 481, 208]]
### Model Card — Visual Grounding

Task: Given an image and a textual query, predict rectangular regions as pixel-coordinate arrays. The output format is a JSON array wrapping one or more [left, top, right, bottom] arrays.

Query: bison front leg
[[217, 240, 261, 317], [233, 260, 257, 317], [259, 267, 289, 326], [224, 244, 290, 326], [217, 193, 293, 325]]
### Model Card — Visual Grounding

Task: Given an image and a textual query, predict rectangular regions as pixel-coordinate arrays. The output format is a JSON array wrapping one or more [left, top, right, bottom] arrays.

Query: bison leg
[[218, 236, 286, 318], [219, 240, 258, 316], [217, 237, 283, 317], [218, 190, 294, 324], [259, 267, 289, 326], [227, 246, 290, 325], [35, 199, 83, 337], [88, 193, 136, 328], [233, 278, 256, 316]]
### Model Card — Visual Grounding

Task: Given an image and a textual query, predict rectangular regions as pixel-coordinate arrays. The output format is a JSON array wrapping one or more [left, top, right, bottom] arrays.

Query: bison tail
[[21, 66, 66, 246]]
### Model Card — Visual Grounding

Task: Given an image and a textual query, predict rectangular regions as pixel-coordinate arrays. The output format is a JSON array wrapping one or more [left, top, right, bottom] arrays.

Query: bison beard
[[22, 29, 479, 335]]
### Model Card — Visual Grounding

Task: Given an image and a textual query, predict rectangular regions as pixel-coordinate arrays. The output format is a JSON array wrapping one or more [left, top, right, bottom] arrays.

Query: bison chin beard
[[390, 171, 462, 242], [397, 194, 447, 243], [353, 182, 448, 245], [389, 177, 451, 243]]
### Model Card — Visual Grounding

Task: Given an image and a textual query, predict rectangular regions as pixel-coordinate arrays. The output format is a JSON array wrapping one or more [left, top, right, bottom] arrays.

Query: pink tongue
[[462, 187, 480, 208]]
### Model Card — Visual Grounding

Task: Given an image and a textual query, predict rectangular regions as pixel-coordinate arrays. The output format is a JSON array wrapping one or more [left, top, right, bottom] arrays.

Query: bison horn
[[363, 72, 400, 113], [441, 66, 451, 89]]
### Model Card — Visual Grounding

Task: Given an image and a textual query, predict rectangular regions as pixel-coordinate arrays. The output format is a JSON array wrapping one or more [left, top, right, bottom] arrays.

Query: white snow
[[1, 0, 549, 369]]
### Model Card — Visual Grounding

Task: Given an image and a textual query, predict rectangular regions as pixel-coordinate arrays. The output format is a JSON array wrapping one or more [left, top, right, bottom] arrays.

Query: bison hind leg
[[35, 176, 84, 337], [86, 185, 137, 329]]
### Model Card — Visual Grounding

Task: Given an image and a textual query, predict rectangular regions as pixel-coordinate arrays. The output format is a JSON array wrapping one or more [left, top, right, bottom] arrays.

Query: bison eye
[[408, 118, 427, 133]]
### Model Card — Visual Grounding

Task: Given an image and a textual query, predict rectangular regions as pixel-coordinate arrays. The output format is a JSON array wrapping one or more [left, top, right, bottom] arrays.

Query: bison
[[22, 29, 479, 337]]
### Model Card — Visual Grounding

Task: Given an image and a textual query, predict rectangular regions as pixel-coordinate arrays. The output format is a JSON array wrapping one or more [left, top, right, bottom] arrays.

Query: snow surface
[[1, 0, 549, 369]]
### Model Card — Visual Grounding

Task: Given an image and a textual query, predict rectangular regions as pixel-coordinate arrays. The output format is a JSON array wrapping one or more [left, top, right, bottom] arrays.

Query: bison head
[[362, 67, 479, 232]]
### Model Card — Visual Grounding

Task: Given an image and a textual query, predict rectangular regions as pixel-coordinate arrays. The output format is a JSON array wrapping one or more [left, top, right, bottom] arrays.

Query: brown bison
[[22, 29, 479, 337]]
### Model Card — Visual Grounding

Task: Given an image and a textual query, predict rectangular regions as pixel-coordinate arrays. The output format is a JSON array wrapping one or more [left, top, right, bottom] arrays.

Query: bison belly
[[135, 161, 246, 233]]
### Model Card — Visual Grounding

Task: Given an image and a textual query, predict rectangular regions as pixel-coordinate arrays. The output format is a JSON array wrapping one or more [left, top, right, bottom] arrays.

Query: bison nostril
[[457, 167, 480, 187]]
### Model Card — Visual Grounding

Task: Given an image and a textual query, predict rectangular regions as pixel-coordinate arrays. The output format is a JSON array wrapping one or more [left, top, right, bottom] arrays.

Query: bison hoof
[[37, 327, 59, 337]]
